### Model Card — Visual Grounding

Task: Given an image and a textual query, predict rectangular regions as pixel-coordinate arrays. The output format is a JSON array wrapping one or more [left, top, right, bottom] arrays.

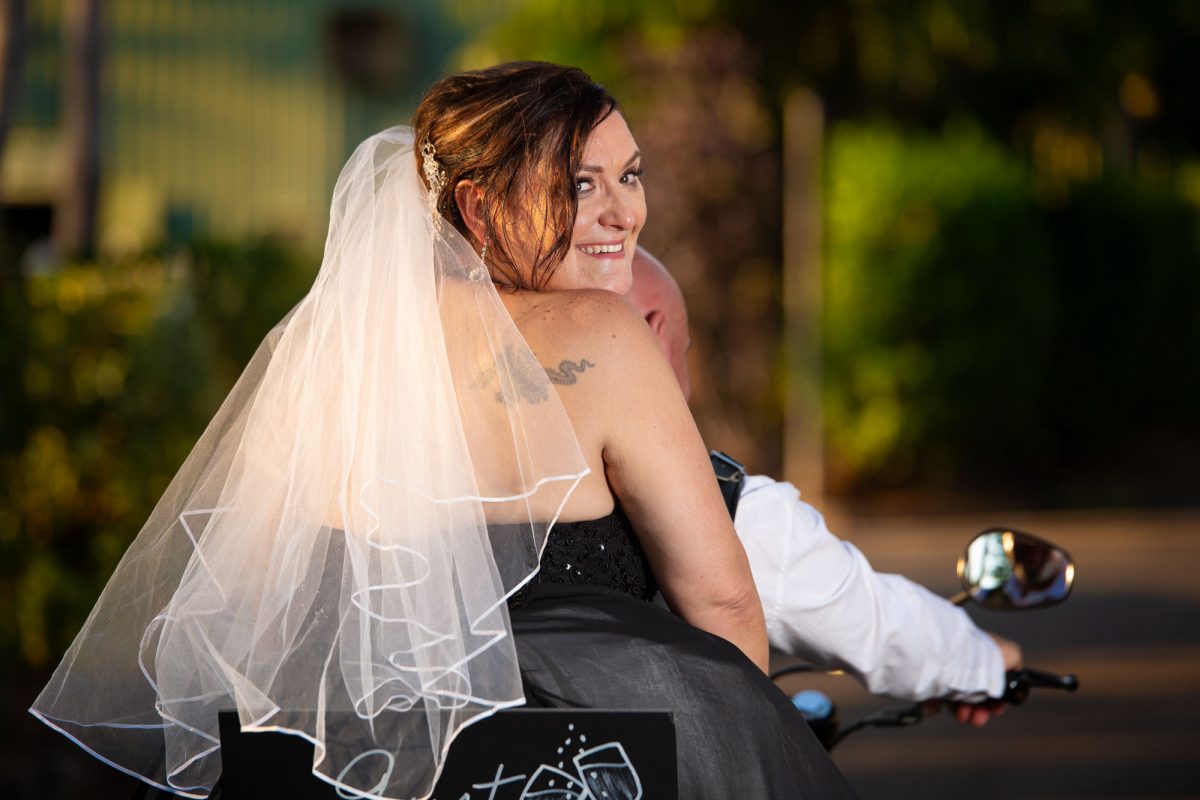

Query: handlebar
[[789, 665, 1079, 751], [1002, 667, 1080, 704]]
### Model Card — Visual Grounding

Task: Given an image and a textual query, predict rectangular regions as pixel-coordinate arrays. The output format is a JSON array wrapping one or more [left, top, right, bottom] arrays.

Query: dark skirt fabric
[[510, 582, 860, 799]]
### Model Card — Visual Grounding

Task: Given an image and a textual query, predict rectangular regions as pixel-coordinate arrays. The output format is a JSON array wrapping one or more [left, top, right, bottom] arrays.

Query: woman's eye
[[575, 177, 594, 195], [621, 167, 644, 186]]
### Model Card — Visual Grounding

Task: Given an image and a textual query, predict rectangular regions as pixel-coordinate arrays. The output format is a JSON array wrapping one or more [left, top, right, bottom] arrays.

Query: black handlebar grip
[[1003, 667, 1080, 704]]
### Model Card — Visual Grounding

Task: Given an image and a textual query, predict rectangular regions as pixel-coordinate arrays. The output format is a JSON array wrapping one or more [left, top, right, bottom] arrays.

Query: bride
[[31, 62, 857, 799]]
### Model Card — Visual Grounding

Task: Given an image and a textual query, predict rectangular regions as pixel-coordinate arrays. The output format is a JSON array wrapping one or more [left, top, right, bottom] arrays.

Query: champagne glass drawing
[[572, 742, 642, 800], [518, 765, 589, 800]]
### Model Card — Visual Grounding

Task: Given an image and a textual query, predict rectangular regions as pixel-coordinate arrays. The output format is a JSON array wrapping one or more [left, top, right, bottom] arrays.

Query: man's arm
[[737, 474, 1011, 702]]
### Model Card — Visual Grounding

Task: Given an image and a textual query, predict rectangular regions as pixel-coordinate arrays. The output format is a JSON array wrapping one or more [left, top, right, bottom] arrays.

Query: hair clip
[[420, 139, 447, 234]]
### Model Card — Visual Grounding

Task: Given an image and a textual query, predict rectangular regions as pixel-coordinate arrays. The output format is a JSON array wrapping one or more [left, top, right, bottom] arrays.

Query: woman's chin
[[593, 254, 635, 294], [603, 266, 634, 296], [583, 272, 631, 295]]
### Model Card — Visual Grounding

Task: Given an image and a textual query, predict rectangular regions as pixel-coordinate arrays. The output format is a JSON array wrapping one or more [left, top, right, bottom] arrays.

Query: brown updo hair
[[411, 62, 617, 289]]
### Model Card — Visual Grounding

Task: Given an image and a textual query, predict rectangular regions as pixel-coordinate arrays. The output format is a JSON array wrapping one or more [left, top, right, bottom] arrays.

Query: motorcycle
[[771, 527, 1080, 751]]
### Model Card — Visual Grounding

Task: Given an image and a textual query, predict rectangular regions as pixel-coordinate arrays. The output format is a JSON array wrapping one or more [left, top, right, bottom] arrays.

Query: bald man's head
[[628, 246, 692, 400]]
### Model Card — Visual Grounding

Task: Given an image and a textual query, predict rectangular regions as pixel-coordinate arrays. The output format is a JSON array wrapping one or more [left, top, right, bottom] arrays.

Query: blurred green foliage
[[824, 123, 1200, 503], [0, 241, 315, 669], [824, 125, 1055, 491]]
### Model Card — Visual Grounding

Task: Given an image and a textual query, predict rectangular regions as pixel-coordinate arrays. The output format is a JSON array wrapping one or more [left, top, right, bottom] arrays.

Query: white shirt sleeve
[[736, 474, 1005, 701]]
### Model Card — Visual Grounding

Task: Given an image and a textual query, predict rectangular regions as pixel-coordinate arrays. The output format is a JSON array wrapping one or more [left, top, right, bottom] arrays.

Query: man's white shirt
[[736, 475, 1004, 701]]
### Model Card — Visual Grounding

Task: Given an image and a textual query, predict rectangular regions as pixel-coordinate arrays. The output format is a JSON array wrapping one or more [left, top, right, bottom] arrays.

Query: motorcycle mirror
[[955, 529, 1075, 610]]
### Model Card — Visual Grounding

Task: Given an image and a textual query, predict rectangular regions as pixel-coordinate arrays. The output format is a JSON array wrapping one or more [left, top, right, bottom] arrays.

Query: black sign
[[218, 709, 677, 800]]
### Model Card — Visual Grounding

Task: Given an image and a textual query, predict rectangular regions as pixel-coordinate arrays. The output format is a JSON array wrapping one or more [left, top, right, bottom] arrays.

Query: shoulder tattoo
[[544, 358, 595, 385], [479, 345, 596, 405]]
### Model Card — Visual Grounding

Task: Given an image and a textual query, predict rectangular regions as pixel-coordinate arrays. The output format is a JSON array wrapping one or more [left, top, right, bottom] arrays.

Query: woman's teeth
[[578, 243, 623, 255]]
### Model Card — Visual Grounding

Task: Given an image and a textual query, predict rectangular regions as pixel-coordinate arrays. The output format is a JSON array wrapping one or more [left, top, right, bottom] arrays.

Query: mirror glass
[[957, 529, 1074, 609]]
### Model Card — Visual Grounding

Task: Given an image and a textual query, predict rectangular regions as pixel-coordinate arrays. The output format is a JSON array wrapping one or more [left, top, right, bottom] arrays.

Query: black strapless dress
[[503, 506, 860, 799]]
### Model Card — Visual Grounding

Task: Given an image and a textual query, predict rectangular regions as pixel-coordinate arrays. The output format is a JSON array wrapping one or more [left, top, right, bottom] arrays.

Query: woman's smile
[[576, 240, 627, 258]]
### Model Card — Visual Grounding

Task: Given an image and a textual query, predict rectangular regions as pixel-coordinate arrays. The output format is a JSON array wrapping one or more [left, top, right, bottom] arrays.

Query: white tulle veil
[[30, 127, 588, 799]]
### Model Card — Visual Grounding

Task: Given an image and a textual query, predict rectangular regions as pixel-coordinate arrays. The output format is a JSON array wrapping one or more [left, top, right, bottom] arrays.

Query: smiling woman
[[30, 61, 857, 800]]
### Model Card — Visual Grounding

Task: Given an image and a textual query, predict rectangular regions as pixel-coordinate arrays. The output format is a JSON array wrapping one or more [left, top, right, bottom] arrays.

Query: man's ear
[[645, 308, 667, 337], [453, 179, 487, 246]]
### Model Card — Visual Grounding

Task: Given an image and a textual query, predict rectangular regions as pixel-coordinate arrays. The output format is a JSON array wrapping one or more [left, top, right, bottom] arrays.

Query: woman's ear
[[453, 180, 487, 246]]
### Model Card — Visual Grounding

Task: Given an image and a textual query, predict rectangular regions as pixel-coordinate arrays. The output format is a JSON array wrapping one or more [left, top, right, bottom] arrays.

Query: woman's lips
[[577, 241, 625, 258]]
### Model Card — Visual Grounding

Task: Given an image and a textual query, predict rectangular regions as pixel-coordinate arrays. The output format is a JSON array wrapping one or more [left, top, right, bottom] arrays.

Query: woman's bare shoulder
[[513, 289, 662, 370], [511, 289, 646, 340]]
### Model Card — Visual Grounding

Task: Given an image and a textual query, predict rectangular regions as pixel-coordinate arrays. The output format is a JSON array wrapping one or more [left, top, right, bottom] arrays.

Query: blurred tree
[[53, 0, 100, 259], [2, 257, 213, 666], [824, 124, 1056, 500], [823, 122, 1200, 506], [1044, 174, 1200, 505], [186, 238, 317, 383], [0, 238, 315, 670], [0, 0, 25, 171], [725, 0, 1200, 165]]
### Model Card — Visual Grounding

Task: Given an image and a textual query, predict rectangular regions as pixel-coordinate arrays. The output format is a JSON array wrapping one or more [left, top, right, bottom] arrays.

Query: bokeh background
[[1, 1, 1197, 797]]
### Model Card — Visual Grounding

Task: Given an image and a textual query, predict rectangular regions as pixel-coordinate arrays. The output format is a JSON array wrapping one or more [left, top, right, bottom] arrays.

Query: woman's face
[[542, 111, 646, 293]]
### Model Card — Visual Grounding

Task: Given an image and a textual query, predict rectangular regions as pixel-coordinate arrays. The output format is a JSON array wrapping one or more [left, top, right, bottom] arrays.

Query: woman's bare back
[[495, 288, 629, 522]]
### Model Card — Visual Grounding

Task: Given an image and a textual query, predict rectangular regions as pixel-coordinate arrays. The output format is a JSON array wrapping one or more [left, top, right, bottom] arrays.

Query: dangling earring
[[468, 237, 490, 283]]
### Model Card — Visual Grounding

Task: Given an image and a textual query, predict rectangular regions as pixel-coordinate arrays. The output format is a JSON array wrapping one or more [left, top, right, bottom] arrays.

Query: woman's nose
[[598, 189, 638, 230]]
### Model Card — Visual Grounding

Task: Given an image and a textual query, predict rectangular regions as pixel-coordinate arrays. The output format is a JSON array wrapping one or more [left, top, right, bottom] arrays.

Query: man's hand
[[925, 631, 1023, 727], [989, 631, 1023, 672]]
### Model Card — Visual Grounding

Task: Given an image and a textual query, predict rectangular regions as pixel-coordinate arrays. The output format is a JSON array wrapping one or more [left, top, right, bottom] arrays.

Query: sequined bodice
[[509, 505, 658, 606]]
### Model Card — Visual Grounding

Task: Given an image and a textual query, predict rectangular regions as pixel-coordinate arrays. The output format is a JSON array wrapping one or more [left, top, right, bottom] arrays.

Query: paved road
[[772, 507, 1200, 799]]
